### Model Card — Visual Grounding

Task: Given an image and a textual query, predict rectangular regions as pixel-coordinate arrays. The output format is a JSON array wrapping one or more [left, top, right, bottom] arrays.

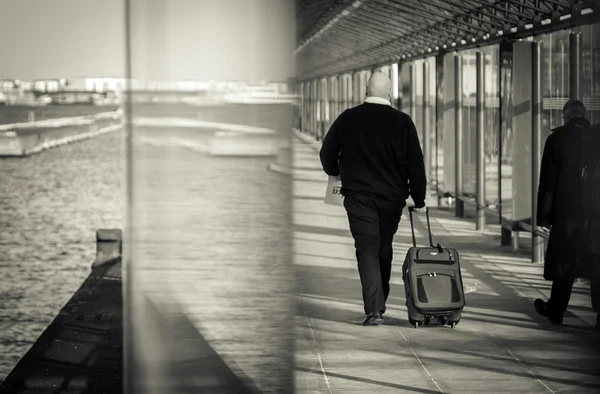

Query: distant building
[[0, 79, 23, 92], [63, 77, 127, 93], [31, 79, 67, 93]]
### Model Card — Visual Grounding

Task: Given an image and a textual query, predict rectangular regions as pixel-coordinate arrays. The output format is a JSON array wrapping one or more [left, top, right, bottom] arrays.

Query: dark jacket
[[319, 102, 427, 206], [536, 117, 600, 280]]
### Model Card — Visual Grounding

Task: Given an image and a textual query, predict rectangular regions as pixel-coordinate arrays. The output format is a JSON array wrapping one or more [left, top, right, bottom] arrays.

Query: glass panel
[[305, 83, 310, 133], [401, 63, 414, 117], [414, 60, 424, 148], [576, 22, 600, 124], [461, 50, 477, 198], [353, 72, 360, 106], [425, 57, 437, 185], [541, 29, 570, 141], [484, 45, 501, 210], [441, 53, 456, 196], [317, 79, 323, 139], [337, 75, 344, 113], [125, 0, 294, 391], [435, 57, 445, 193], [349, 74, 353, 108], [313, 81, 318, 136], [391, 63, 399, 109], [500, 43, 513, 219]]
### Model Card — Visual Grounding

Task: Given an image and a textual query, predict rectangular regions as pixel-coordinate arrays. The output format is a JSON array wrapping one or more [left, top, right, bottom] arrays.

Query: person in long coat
[[534, 99, 600, 331]]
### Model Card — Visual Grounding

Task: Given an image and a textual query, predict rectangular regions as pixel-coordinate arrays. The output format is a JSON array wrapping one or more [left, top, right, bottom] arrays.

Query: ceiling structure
[[295, 0, 600, 80]]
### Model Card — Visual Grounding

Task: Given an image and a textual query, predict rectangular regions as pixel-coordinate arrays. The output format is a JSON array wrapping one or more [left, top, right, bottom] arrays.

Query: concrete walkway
[[0, 259, 123, 394], [292, 135, 600, 393]]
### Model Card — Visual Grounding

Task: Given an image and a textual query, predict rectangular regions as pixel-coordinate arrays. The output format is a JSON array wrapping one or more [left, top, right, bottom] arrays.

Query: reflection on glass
[[125, 0, 295, 392]]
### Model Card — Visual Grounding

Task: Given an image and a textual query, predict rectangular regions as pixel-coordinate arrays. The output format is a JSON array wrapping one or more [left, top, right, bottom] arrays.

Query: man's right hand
[[412, 205, 427, 214]]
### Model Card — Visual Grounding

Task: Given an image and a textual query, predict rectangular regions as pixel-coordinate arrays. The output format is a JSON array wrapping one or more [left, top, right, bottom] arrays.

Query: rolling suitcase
[[402, 207, 465, 328]]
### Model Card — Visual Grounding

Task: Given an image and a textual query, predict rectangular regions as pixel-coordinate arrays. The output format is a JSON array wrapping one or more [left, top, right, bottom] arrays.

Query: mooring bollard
[[93, 229, 123, 268]]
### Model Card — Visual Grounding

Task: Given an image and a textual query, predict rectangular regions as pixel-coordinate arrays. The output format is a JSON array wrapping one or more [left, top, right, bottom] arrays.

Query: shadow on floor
[[128, 295, 266, 394]]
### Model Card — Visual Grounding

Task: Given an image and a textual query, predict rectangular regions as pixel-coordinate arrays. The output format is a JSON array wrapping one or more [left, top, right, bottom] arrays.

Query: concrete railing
[[93, 229, 123, 268], [0, 111, 123, 157]]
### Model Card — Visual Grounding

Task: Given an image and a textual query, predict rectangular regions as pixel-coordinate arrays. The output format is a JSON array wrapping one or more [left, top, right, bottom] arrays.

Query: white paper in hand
[[324, 175, 344, 206]]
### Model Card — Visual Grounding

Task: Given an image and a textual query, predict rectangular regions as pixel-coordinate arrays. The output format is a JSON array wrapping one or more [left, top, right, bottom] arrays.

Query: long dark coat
[[536, 117, 600, 281]]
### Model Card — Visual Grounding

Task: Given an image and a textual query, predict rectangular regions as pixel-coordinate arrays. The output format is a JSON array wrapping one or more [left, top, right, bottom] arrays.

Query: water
[[0, 102, 294, 391], [0, 131, 124, 382]]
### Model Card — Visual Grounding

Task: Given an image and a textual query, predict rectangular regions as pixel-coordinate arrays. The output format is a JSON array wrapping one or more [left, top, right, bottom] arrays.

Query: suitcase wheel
[[409, 318, 420, 328]]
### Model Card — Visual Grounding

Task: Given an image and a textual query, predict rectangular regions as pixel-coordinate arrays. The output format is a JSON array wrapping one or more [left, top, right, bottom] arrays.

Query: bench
[[501, 219, 550, 250]]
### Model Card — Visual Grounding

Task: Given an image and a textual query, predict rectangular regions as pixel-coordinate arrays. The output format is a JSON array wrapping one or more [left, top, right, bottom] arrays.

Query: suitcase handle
[[408, 206, 443, 253]]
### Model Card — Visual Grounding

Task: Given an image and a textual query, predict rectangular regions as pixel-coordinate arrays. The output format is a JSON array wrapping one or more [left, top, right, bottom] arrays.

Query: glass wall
[[484, 46, 500, 209], [318, 78, 326, 139], [576, 22, 600, 124], [345, 74, 353, 110], [125, 0, 295, 391], [328, 77, 337, 122], [413, 60, 424, 148], [391, 63, 399, 109], [461, 50, 477, 198], [435, 55, 445, 194], [458, 46, 499, 205], [337, 75, 343, 113], [499, 42, 514, 220], [540, 29, 570, 144], [424, 57, 437, 186]]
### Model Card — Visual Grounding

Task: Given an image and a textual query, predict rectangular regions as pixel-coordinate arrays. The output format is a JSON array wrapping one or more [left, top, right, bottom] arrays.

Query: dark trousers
[[547, 255, 600, 320], [344, 194, 404, 315]]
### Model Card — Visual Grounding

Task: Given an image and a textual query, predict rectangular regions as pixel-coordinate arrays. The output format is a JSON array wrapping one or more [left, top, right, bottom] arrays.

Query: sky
[[0, 0, 296, 82]]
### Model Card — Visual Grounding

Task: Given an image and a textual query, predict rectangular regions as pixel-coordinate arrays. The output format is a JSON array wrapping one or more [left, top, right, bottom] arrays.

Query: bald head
[[367, 72, 392, 100], [563, 99, 586, 122]]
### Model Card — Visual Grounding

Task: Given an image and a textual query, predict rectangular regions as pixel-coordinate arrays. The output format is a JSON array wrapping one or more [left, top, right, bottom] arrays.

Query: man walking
[[319, 72, 427, 326], [534, 99, 600, 331]]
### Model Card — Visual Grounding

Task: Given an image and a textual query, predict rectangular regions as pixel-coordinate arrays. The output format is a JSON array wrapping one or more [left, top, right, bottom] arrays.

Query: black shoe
[[534, 299, 563, 325], [362, 312, 383, 326]]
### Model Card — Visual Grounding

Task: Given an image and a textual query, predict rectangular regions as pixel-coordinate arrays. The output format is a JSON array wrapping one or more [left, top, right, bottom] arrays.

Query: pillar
[[423, 61, 431, 182], [476, 52, 486, 231], [532, 41, 544, 263], [337, 74, 346, 114], [312, 80, 318, 138], [410, 64, 417, 121], [455, 55, 464, 218]]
